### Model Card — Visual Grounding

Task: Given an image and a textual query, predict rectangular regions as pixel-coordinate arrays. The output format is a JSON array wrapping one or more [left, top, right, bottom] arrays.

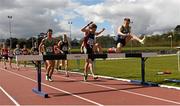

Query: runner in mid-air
[[116, 18, 146, 53]]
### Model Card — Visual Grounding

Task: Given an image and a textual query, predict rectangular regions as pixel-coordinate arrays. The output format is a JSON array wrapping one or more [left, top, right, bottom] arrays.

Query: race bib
[[46, 47, 53, 52], [33, 51, 39, 55], [2, 52, 8, 55], [62, 46, 68, 51], [8, 50, 13, 57], [15, 50, 21, 55], [87, 38, 94, 46]]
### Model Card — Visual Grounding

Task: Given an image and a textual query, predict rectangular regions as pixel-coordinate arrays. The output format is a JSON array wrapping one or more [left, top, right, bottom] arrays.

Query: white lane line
[[0, 68, 103, 106], [47, 72, 180, 105], [0, 86, 20, 106], [6, 65, 180, 105], [23, 66, 180, 104], [22, 65, 180, 105], [85, 82, 180, 105]]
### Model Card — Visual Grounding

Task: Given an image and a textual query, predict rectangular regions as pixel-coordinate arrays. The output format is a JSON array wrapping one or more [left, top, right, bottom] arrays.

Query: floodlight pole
[[8, 16, 12, 49], [68, 21, 72, 40]]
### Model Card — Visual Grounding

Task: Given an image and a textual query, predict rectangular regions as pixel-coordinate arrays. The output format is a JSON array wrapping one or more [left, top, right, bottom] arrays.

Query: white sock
[[140, 36, 146, 44]]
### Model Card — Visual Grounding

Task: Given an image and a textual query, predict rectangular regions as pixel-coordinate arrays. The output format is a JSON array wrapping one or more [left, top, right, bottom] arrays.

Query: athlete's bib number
[[62, 46, 68, 51], [33, 51, 39, 55], [46, 47, 53, 52], [2, 52, 8, 55], [16, 51, 21, 55], [87, 38, 94, 46]]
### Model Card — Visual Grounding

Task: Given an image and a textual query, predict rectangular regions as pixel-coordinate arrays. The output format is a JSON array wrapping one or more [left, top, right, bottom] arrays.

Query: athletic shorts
[[8, 56, 13, 59], [116, 35, 127, 47], [59, 51, 68, 60], [63, 51, 69, 55], [83, 46, 94, 61]]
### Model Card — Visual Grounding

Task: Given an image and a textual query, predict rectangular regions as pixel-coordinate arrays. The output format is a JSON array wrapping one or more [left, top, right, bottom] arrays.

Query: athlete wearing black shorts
[[116, 18, 146, 53], [57, 34, 71, 77], [81, 22, 105, 81]]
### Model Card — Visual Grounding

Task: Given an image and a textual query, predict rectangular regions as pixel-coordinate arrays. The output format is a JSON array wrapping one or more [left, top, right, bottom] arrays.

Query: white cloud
[[0, 0, 180, 40], [75, 0, 180, 35], [0, 0, 80, 38]]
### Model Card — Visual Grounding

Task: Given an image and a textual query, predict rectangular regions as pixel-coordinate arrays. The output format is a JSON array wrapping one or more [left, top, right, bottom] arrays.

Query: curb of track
[[65, 70, 180, 91]]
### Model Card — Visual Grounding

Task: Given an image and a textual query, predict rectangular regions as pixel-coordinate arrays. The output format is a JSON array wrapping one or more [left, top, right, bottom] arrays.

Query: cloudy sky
[[0, 0, 180, 39]]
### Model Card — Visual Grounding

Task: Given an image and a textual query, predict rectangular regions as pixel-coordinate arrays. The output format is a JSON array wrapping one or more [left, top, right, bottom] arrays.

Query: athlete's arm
[[13, 49, 15, 55], [27, 49, 30, 55], [80, 42, 84, 53], [57, 41, 64, 54], [57, 41, 62, 48], [81, 21, 93, 32], [30, 47, 34, 54], [54, 45, 62, 54], [39, 39, 45, 54], [95, 28, 105, 36]]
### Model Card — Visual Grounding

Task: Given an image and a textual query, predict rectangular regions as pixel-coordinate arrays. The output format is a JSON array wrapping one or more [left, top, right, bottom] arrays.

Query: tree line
[[1, 25, 180, 49]]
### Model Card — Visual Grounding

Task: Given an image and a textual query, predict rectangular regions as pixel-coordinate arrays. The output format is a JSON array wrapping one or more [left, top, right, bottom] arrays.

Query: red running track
[[0, 63, 180, 105]]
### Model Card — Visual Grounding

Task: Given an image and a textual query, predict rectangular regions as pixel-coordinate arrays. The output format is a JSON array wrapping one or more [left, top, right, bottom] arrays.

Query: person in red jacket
[[1, 44, 9, 69]]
